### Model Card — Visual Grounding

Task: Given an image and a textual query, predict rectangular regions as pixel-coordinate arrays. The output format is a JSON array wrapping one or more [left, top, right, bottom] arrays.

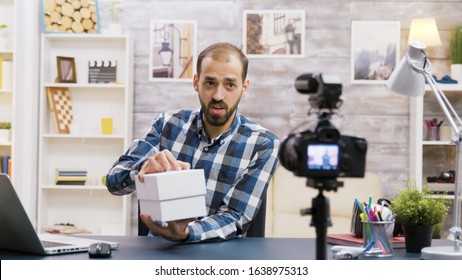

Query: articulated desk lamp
[[386, 41, 462, 259]]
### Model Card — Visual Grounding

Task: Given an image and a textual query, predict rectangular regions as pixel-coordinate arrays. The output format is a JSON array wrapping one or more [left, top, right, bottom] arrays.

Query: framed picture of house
[[149, 20, 197, 82], [351, 21, 401, 84], [243, 10, 305, 58]]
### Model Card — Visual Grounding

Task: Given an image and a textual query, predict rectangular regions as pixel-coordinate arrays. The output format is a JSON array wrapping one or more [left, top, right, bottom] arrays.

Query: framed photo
[[56, 56, 77, 83], [243, 10, 305, 58], [351, 21, 401, 84], [149, 20, 197, 82], [40, 0, 100, 33]]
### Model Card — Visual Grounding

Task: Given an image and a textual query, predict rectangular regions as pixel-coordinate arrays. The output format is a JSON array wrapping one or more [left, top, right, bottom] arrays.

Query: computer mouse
[[88, 242, 112, 258]]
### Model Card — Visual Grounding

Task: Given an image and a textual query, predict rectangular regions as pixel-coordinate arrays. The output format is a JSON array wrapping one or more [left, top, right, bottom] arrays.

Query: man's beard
[[201, 100, 237, 127]]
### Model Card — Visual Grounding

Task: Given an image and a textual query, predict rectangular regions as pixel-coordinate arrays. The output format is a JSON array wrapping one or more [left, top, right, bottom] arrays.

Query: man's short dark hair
[[196, 42, 249, 82]]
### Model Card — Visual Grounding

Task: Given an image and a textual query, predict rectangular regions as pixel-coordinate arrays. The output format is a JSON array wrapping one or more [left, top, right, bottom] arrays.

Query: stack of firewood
[[42, 0, 99, 33]]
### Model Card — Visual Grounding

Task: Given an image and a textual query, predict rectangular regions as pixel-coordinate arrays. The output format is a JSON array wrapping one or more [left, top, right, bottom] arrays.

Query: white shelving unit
[[0, 0, 15, 182], [409, 84, 462, 195], [38, 33, 134, 235]]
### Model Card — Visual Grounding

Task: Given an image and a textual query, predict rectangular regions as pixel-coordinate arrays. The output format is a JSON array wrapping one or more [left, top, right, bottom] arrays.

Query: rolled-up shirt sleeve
[[105, 115, 165, 195]]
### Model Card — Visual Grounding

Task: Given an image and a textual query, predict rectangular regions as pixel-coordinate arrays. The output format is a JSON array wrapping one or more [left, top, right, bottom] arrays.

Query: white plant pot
[[451, 64, 462, 84], [102, 23, 124, 35], [0, 129, 11, 143]]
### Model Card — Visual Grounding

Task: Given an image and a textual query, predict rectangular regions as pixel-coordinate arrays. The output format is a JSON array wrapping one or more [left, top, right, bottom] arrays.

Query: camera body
[[279, 121, 367, 178], [279, 73, 367, 180]]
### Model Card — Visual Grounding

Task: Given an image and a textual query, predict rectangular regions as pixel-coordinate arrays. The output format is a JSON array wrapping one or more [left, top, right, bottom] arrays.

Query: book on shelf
[[1, 155, 11, 175], [56, 180, 86, 186], [55, 176, 87, 181], [56, 168, 87, 175], [55, 168, 87, 185], [326, 233, 405, 249]]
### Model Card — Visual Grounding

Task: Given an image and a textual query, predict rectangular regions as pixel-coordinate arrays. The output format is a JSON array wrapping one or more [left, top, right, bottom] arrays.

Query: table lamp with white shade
[[387, 41, 462, 259], [408, 18, 442, 47]]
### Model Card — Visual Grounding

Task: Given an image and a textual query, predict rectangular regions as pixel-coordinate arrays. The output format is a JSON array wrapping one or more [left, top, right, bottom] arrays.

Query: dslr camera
[[279, 74, 367, 182]]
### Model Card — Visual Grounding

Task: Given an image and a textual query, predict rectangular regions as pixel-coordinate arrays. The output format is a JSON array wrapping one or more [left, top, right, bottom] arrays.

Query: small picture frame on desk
[[56, 56, 77, 83]]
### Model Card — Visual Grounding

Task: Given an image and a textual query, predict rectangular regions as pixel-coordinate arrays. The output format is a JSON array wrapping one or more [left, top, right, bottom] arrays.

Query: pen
[[354, 198, 363, 212], [368, 209, 377, 221], [376, 211, 382, 221]]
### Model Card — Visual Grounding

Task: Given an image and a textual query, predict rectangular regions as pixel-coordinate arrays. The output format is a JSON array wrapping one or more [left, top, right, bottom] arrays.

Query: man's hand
[[138, 150, 190, 182], [140, 214, 194, 242]]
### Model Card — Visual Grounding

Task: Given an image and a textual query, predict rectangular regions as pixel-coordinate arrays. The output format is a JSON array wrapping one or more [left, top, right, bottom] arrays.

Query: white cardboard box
[[136, 169, 207, 222]]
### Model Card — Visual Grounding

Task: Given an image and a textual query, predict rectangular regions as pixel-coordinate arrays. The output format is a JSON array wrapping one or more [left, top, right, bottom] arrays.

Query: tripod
[[301, 178, 343, 260]]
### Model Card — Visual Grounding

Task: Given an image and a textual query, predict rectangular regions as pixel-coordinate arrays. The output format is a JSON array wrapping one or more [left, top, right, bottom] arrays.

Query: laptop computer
[[0, 174, 119, 255]]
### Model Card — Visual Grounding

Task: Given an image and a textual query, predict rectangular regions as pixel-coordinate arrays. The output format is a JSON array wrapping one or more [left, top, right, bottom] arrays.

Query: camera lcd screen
[[306, 144, 339, 171]]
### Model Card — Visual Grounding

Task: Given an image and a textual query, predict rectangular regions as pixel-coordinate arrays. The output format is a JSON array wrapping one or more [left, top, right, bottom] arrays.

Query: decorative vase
[[402, 224, 434, 253], [102, 23, 124, 35], [451, 64, 462, 84]]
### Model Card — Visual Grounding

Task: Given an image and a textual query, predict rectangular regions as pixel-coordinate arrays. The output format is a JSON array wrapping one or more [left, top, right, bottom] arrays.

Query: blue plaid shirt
[[106, 109, 279, 242]]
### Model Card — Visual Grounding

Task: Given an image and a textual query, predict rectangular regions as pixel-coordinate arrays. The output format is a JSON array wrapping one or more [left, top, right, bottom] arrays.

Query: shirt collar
[[194, 108, 241, 145]]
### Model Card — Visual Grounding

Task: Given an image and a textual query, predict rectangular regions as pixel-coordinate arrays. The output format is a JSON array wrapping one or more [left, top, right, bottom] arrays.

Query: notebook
[[0, 174, 119, 255]]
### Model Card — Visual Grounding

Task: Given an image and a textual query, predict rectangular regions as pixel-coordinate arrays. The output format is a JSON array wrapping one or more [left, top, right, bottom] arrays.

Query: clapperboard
[[88, 60, 117, 83]]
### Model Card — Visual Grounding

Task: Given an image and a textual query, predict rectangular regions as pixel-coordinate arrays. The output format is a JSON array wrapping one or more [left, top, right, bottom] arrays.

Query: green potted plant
[[0, 122, 11, 142], [450, 24, 462, 82], [104, 1, 124, 34], [390, 180, 450, 253]]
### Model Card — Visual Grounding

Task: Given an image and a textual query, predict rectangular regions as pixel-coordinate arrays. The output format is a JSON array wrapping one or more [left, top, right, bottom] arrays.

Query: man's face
[[194, 55, 249, 128]]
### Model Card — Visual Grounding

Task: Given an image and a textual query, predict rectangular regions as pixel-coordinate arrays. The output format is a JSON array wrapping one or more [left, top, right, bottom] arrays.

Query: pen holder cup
[[362, 220, 394, 257], [426, 126, 439, 141]]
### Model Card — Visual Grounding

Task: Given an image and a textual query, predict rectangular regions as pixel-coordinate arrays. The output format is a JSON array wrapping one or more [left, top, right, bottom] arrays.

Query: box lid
[[136, 169, 206, 201]]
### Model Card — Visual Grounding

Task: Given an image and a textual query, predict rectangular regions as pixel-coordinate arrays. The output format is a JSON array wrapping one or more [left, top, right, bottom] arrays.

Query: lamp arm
[[422, 70, 462, 245]]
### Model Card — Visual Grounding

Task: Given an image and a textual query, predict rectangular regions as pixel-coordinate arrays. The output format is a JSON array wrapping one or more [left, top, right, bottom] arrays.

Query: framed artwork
[[56, 56, 77, 83], [149, 20, 197, 82], [46, 87, 73, 134], [243, 10, 305, 58], [351, 21, 401, 84], [40, 0, 100, 33]]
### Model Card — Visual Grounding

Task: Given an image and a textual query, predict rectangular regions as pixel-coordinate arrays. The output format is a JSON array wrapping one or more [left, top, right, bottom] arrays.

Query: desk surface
[[0, 236, 452, 260]]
